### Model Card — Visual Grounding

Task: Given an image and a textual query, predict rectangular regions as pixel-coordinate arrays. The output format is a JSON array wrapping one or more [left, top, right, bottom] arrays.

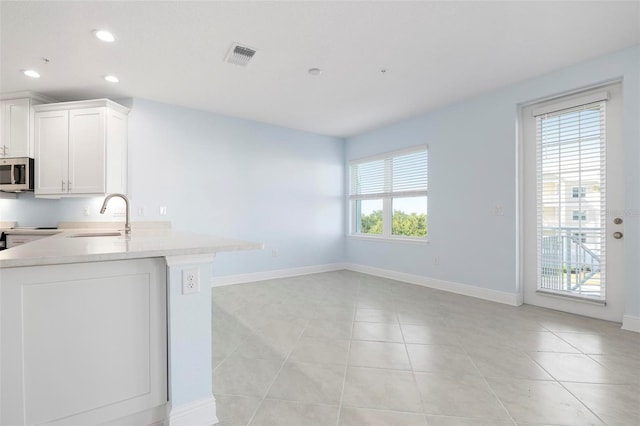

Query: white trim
[[535, 289, 606, 306], [349, 190, 428, 200], [532, 91, 609, 116], [167, 396, 217, 426], [622, 315, 640, 333], [345, 263, 521, 306], [349, 144, 428, 165], [211, 263, 348, 287], [348, 234, 429, 245], [516, 102, 525, 309], [165, 254, 215, 267], [102, 404, 167, 426], [33, 98, 131, 115], [211, 262, 519, 306], [0, 91, 57, 103]]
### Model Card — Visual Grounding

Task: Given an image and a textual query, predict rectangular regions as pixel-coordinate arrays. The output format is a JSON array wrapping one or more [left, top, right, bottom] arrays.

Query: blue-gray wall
[[0, 99, 346, 277], [345, 45, 640, 318], [1, 46, 638, 319], [126, 99, 345, 276]]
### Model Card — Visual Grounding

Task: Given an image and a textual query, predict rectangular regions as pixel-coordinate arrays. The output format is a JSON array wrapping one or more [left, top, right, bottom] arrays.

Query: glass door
[[522, 82, 624, 321]]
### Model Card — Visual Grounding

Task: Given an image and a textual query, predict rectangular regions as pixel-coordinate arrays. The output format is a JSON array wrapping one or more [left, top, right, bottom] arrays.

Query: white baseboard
[[211, 263, 347, 287], [101, 404, 167, 426], [211, 262, 519, 306], [167, 396, 218, 426], [622, 315, 640, 333], [345, 263, 521, 306], [515, 291, 524, 306]]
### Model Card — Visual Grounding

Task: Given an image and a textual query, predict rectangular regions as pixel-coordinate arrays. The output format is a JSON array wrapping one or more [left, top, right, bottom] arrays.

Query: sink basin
[[68, 232, 122, 238]]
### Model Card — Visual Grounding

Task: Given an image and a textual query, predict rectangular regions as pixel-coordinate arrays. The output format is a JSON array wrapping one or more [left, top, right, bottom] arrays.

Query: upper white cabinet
[[34, 99, 129, 197], [0, 93, 56, 158]]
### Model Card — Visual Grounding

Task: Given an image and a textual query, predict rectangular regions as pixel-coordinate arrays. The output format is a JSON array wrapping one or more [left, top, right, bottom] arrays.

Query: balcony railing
[[540, 227, 602, 297]]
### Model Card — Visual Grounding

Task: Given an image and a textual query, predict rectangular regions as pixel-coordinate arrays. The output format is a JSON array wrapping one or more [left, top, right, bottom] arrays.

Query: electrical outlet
[[271, 249, 278, 258], [83, 206, 90, 216], [160, 206, 167, 216], [182, 268, 200, 295], [137, 206, 145, 217]]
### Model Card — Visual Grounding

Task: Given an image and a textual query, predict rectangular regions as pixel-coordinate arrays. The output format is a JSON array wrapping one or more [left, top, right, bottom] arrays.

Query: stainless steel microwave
[[0, 157, 34, 192]]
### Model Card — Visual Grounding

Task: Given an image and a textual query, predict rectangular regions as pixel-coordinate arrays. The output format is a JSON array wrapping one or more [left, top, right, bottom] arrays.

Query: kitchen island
[[0, 228, 262, 426]]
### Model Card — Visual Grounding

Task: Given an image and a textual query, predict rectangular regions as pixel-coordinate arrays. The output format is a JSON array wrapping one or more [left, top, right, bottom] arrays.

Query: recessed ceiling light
[[308, 68, 322, 76], [23, 70, 40, 78], [94, 30, 116, 43], [104, 75, 119, 83]]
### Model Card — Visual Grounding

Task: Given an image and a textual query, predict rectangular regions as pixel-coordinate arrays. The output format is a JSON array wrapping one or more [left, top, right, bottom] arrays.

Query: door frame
[[516, 78, 624, 319]]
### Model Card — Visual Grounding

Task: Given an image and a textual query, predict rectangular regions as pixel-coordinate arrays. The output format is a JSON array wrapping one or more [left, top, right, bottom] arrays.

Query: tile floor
[[211, 270, 640, 426]]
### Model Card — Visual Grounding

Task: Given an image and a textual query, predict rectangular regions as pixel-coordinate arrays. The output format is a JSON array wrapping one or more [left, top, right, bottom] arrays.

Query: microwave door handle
[[10, 165, 16, 185]]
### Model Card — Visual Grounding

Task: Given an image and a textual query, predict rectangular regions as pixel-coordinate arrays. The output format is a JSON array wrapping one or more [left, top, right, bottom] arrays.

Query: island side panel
[[164, 255, 218, 426], [0, 258, 167, 426]]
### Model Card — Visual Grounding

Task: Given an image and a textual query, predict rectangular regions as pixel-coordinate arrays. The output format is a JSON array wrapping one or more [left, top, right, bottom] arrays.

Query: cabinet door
[[1, 259, 167, 425], [0, 98, 30, 157], [69, 108, 105, 194], [34, 110, 69, 195]]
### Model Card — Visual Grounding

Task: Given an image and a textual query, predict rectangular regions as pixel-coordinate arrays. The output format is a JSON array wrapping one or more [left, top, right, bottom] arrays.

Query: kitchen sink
[[68, 232, 122, 238]]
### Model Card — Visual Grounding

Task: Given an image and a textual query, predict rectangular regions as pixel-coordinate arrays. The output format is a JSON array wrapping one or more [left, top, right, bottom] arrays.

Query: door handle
[[613, 231, 623, 239]]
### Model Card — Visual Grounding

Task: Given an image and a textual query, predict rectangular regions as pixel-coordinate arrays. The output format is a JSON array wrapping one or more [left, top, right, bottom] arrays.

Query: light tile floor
[[212, 270, 640, 426]]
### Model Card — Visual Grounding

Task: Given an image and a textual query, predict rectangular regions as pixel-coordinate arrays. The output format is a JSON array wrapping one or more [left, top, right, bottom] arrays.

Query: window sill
[[348, 234, 430, 245]]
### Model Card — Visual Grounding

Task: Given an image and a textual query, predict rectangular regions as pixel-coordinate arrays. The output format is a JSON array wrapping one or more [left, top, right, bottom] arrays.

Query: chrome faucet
[[100, 193, 131, 235]]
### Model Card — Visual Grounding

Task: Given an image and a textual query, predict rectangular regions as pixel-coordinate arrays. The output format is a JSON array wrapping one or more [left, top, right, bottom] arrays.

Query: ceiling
[[1, 1, 639, 138]]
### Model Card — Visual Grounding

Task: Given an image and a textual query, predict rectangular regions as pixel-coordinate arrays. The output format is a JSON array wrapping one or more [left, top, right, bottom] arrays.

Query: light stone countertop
[[0, 228, 263, 268]]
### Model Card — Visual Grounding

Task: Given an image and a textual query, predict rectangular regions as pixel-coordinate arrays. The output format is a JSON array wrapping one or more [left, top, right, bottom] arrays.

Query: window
[[572, 210, 587, 221], [349, 146, 428, 239], [572, 186, 587, 198], [572, 232, 587, 243]]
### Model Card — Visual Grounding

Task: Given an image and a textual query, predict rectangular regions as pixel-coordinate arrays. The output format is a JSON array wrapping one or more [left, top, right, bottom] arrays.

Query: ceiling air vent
[[225, 43, 257, 67]]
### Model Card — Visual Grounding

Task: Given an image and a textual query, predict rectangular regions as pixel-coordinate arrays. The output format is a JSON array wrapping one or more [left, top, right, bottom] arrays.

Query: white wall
[[345, 45, 640, 318], [0, 99, 346, 277]]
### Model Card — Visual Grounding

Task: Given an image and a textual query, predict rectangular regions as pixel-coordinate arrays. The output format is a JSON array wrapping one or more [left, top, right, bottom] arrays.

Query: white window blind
[[350, 159, 385, 199], [350, 148, 428, 201], [535, 100, 606, 299]]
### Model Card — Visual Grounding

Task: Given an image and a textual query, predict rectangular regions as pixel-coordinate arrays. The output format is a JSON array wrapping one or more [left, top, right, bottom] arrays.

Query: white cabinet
[[0, 258, 168, 425], [34, 99, 129, 197], [0, 98, 30, 157], [0, 93, 55, 158]]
